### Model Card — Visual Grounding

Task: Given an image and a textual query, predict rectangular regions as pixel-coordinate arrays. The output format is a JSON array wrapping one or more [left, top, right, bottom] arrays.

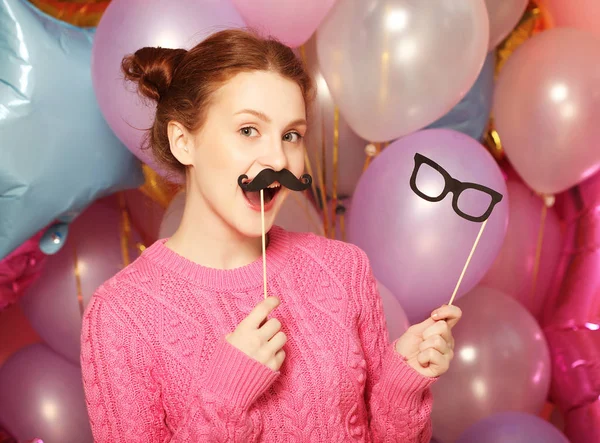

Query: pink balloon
[[317, 0, 489, 142], [485, 0, 528, 49], [0, 344, 93, 443], [347, 129, 508, 323], [493, 28, 600, 195], [275, 192, 324, 236], [231, 0, 336, 48], [431, 287, 551, 443], [19, 197, 142, 364], [0, 304, 41, 369], [542, 170, 600, 443], [123, 189, 166, 245], [377, 281, 410, 341], [480, 177, 563, 320], [92, 0, 246, 178], [303, 36, 368, 198], [543, 0, 600, 38]]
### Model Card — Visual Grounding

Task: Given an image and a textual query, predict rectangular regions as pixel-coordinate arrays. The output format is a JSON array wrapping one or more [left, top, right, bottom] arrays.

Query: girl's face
[[171, 70, 308, 239]]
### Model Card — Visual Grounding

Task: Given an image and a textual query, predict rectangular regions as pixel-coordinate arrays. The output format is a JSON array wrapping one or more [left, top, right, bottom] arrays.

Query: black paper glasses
[[410, 153, 503, 223]]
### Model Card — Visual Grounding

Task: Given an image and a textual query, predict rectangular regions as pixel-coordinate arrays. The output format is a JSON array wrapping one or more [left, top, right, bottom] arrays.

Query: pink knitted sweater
[[80, 226, 435, 442]]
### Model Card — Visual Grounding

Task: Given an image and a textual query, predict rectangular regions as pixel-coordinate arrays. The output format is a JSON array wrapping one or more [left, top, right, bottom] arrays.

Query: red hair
[[121, 29, 315, 174]]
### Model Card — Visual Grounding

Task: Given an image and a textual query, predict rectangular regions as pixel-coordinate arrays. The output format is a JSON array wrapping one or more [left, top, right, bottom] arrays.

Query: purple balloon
[[431, 287, 551, 443], [92, 0, 246, 178], [0, 344, 92, 443], [347, 129, 508, 323], [456, 412, 569, 443], [20, 197, 141, 364]]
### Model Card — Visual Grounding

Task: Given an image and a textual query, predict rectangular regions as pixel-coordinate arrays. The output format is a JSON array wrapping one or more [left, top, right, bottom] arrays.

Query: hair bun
[[121, 47, 187, 102]]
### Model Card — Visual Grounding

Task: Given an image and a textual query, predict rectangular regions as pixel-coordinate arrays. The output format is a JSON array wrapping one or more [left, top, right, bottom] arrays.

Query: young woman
[[80, 28, 461, 442]]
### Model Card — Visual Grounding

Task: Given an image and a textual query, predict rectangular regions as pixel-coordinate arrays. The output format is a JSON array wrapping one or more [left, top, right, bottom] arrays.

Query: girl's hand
[[394, 304, 462, 378], [226, 296, 287, 371]]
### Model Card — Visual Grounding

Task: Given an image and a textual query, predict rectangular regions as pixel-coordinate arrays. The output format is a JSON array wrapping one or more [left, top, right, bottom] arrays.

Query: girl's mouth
[[243, 184, 281, 211]]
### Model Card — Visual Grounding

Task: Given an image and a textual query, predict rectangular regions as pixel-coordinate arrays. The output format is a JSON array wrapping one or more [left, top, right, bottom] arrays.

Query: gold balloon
[[138, 164, 180, 209], [495, 1, 550, 75], [28, 0, 111, 27]]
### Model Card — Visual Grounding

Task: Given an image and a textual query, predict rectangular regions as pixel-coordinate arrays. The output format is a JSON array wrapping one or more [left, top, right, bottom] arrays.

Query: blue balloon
[[425, 52, 495, 141], [0, 0, 143, 259], [39, 223, 69, 255]]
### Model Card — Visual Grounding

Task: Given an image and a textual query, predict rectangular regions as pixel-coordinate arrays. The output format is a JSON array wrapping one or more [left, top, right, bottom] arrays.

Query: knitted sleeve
[[355, 250, 436, 443], [81, 291, 278, 443]]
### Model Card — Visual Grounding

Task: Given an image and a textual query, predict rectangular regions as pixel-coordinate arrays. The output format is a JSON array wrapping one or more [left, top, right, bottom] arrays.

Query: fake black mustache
[[238, 169, 312, 192]]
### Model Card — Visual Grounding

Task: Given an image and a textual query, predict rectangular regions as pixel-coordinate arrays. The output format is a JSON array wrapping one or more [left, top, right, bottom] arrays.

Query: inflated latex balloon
[[0, 0, 143, 260], [347, 129, 508, 323], [316, 0, 489, 142], [92, 0, 245, 178], [20, 197, 143, 364], [426, 52, 495, 141], [0, 344, 93, 443], [493, 28, 600, 195], [543, 0, 600, 39], [456, 411, 568, 443], [484, 0, 529, 49], [480, 176, 563, 320], [231, 0, 336, 48], [431, 288, 551, 443], [303, 36, 368, 198]]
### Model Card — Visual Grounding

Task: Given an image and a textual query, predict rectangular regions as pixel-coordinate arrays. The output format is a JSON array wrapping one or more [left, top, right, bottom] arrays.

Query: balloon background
[[2, 0, 598, 441]]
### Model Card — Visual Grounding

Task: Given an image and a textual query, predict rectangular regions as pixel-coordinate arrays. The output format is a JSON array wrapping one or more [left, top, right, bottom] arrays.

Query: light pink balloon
[[20, 197, 142, 364], [377, 281, 410, 341], [316, 0, 489, 142], [480, 177, 563, 320], [543, 0, 600, 38], [231, 0, 336, 48], [0, 344, 93, 443], [493, 28, 600, 195], [431, 287, 551, 443], [303, 36, 368, 198], [485, 0, 528, 49], [92, 0, 246, 179]]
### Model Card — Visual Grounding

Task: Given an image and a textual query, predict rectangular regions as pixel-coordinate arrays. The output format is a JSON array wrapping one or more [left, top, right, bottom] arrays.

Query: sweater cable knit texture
[[80, 226, 435, 442]]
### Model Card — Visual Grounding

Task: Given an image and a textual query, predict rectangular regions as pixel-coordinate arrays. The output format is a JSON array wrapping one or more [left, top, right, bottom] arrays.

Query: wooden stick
[[449, 220, 488, 306], [261, 189, 267, 299]]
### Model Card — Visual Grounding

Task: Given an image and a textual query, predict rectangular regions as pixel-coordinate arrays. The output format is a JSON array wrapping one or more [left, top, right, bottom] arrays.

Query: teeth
[[267, 183, 280, 189]]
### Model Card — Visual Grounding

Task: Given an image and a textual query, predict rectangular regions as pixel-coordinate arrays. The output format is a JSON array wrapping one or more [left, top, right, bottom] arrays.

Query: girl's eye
[[283, 132, 302, 143], [240, 127, 259, 137]]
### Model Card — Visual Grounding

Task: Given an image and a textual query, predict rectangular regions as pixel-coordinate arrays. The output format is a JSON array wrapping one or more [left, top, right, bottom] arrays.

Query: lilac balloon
[[377, 281, 410, 341], [347, 129, 508, 323], [92, 0, 246, 179], [431, 288, 551, 443], [0, 343, 93, 443], [20, 197, 141, 364], [456, 412, 569, 443]]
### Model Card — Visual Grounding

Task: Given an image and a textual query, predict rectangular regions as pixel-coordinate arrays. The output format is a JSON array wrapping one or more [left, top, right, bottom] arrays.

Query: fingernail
[[432, 311, 439, 319]]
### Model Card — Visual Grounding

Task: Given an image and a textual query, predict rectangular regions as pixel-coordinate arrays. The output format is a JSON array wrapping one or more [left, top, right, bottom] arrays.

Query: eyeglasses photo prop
[[238, 169, 312, 299], [410, 153, 504, 305]]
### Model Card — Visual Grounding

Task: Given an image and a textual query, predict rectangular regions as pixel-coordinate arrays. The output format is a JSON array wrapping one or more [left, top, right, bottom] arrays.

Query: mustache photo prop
[[238, 168, 312, 192], [410, 152, 504, 305], [237, 168, 313, 300]]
